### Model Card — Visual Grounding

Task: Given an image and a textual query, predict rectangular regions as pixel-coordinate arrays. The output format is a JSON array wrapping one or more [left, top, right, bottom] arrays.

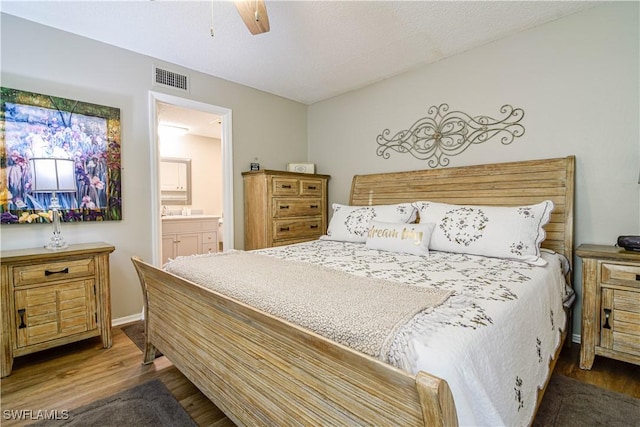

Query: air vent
[[153, 66, 189, 92]]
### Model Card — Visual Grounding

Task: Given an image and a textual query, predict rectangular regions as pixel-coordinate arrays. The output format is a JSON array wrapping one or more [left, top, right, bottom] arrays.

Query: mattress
[[250, 239, 570, 427]]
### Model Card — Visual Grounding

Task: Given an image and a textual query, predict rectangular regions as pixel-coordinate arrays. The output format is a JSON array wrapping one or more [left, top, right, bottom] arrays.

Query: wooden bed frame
[[132, 156, 575, 426]]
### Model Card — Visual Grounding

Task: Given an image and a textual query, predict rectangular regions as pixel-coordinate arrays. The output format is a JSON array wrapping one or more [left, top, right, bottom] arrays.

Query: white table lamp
[[30, 158, 77, 250]]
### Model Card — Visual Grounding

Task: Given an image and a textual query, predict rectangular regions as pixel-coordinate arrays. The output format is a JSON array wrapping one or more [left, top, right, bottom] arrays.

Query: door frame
[[148, 91, 234, 266]]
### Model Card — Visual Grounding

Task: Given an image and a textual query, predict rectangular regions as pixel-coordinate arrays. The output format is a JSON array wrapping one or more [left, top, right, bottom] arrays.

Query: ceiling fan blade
[[234, 0, 270, 35]]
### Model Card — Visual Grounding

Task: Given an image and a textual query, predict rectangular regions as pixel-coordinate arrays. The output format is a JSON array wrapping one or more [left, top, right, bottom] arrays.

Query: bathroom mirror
[[160, 157, 191, 205]]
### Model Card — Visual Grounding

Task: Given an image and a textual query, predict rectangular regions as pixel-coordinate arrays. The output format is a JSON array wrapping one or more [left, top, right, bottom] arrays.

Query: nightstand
[[576, 244, 640, 369], [0, 242, 115, 377]]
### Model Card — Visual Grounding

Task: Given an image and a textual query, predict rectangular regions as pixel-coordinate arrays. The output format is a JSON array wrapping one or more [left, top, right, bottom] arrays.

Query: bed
[[132, 156, 575, 426]]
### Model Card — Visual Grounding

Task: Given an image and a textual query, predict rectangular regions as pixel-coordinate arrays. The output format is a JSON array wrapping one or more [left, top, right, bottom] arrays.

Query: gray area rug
[[28, 379, 197, 427], [534, 374, 640, 427], [122, 321, 163, 358]]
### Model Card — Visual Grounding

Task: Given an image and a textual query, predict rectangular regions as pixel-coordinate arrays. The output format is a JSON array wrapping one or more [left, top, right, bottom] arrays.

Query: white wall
[[308, 3, 640, 338], [0, 14, 308, 320], [160, 134, 223, 215]]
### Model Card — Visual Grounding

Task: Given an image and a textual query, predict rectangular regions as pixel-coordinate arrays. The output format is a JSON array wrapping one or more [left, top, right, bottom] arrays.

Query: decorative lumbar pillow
[[365, 221, 435, 256], [412, 200, 554, 265], [321, 203, 417, 243]]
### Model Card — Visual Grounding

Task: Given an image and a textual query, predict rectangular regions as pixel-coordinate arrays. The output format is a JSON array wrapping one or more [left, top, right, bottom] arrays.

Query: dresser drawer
[[13, 258, 95, 287], [273, 218, 323, 240], [601, 263, 640, 288], [202, 232, 218, 247], [272, 178, 299, 196], [300, 179, 323, 196], [272, 198, 323, 218], [201, 230, 218, 254], [202, 243, 217, 254]]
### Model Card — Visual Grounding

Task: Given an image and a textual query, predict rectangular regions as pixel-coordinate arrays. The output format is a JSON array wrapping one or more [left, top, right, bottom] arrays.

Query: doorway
[[149, 91, 234, 266]]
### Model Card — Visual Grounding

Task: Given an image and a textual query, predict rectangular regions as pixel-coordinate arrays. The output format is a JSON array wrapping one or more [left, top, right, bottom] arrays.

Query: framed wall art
[[0, 87, 121, 224]]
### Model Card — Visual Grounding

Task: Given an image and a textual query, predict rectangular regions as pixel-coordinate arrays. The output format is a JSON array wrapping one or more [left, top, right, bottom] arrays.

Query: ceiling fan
[[234, 0, 270, 35]]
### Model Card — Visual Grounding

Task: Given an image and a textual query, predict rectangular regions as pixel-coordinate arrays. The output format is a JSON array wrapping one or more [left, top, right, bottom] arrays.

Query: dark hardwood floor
[[1, 326, 638, 426]]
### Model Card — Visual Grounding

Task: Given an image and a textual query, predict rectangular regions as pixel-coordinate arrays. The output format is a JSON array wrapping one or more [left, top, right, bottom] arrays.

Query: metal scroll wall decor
[[376, 104, 525, 168]]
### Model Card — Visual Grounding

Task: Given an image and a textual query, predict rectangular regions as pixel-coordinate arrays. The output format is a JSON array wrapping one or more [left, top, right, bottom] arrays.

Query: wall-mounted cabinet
[[161, 158, 191, 205]]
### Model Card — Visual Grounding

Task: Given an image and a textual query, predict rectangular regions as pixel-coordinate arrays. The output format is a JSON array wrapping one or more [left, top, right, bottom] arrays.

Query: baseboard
[[112, 313, 143, 327]]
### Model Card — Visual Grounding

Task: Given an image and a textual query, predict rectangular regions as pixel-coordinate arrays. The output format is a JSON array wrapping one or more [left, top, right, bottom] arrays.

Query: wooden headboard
[[349, 156, 575, 270]]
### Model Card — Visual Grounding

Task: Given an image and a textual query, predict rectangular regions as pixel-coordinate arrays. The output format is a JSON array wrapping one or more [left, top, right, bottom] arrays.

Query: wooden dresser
[[243, 170, 330, 250], [576, 244, 640, 369], [0, 242, 115, 377]]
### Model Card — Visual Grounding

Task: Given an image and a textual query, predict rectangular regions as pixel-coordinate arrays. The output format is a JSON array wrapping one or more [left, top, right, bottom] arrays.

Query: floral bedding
[[254, 239, 570, 427]]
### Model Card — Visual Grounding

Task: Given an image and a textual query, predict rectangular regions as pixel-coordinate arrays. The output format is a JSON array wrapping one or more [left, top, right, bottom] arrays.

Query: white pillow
[[321, 203, 417, 243], [413, 200, 554, 266], [365, 220, 435, 256]]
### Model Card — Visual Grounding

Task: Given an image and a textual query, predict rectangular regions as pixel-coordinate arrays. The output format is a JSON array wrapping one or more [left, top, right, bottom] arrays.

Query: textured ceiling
[[1, 0, 598, 106]]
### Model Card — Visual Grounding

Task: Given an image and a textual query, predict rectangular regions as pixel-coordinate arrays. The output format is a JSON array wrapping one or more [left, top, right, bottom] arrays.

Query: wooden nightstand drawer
[[601, 287, 640, 357], [272, 178, 299, 196], [14, 279, 97, 348], [613, 288, 640, 313], [601, 263, 640, 288], [13, 258, 95, 287], [273, 219, 323, 240], [272, 198, 323, 218]]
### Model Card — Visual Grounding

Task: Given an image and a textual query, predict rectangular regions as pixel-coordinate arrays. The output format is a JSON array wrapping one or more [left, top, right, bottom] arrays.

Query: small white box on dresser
[[287, 163, 315, 174]]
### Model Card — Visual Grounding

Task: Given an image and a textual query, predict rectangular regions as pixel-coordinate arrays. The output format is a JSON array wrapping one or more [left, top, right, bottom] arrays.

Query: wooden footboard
[[132, 256, 458, 426]]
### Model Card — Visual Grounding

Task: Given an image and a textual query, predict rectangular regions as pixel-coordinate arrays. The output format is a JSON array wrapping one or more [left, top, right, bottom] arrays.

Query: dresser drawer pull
[[279, 227, 290, 232], [310, 205, 319, 209], [281, 185, 292, 189], [307, 185, 317, 190], [279, 205, 290, 209], [17, 309, 26, 329], [603, 308, 612, 329], [45, 267, 69, 276], [310, 225, 319, 229]]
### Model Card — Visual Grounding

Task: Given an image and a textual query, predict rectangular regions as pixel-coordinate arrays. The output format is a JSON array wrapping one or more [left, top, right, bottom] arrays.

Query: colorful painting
[[0, 87, 121, 224]]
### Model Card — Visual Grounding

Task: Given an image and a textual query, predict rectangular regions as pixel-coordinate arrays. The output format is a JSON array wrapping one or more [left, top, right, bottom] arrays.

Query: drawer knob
[[280, 205, 290, 209], [280, 227, 290, 232], [307, 186, 317, 190], [281, 185, 292, 189], [310, 205, 319, 209], [17, 309, 26, 329], [310, 225, 319, 229], [45, 267, 69, 276], [603, 308, 612, 330]]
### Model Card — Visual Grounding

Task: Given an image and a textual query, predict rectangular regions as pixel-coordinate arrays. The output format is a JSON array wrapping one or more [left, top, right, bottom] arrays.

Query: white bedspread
[[254, 240, 569, 427]]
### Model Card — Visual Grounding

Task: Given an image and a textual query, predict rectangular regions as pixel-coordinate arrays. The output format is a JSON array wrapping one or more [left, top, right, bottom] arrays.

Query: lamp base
[[45, 241, 69, 251], [45, 200, 69, 250]]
